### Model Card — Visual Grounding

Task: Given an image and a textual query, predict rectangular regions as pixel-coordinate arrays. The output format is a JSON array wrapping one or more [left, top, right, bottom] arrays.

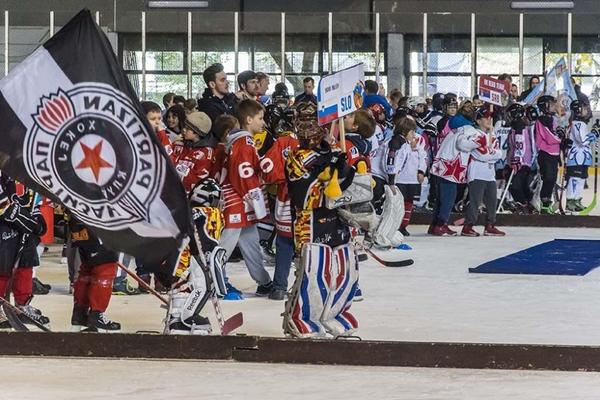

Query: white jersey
[[393, 133, 428, 185], [463, 127, 503, 183], [370, 124, 393, 180], [567, 120, 597, 167], [493, 119, 511, 170]]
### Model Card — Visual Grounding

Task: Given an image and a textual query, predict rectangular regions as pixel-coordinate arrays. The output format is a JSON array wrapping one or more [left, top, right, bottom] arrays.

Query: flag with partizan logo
[[0, 9, 191, 265]]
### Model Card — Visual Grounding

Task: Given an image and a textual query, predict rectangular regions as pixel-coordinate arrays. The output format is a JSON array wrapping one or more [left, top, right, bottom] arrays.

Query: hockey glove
[[2, 203, 44, 235], [560, 137, 573, 151], [510, 157, 521, 173], [329, 150, 347, 173], [591, 120, 600, 139]]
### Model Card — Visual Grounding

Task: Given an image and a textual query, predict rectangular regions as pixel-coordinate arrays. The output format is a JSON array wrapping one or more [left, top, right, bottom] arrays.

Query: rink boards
[[1, 331, 599, 372]]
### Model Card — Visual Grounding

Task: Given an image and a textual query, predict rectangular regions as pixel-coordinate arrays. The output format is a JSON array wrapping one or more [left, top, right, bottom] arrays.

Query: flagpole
[[4, 11, 8, 77], [187, 11, 192, 99], [141, 11, 146, 100], [49, 11, 54, 38]]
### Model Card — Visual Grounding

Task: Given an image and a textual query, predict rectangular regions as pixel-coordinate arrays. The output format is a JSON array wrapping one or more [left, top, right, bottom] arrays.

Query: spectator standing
[[197, 63, 237, 124], [294, 77, 318, 105]]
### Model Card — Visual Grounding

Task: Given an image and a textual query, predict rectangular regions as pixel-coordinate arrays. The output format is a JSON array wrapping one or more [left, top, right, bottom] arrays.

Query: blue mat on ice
[[469, 239, 600, 276]]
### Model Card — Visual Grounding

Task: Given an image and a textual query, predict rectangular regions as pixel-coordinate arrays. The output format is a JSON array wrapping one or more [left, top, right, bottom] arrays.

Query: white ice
[[0, 357, 599, 400]]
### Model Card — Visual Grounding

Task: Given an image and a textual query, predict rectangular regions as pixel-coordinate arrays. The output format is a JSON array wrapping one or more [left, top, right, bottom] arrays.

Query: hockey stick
[[496, 168, 515, 214], [116, 263, 168, 306], [580, 142, 598, 216], [190, 224, 243, 336], [1, 303, 28, 331], [0, 295, 50, 332], [363, 247, 414, 268], [555, 125, 572, 215]]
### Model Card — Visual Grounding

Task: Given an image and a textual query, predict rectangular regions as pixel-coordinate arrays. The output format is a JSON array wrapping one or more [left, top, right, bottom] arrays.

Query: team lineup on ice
[[1, 4, 600, 399]]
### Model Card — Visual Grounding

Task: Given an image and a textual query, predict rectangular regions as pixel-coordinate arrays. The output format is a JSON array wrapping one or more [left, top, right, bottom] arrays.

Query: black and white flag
[[0, 9, 191, 265]]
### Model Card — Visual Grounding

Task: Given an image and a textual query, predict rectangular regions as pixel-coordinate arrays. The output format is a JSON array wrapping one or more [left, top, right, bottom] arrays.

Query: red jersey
[[261, 133, 299, 237], [170, 140, 221, 193], [221, 130, 269, 228], [157, 129, 173, 156]]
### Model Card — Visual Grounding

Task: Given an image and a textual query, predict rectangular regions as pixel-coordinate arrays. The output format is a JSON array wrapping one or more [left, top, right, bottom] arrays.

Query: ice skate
[[84, 311, 121, 333], [71, 305, 89, 332], [17, 302, 50, 327]]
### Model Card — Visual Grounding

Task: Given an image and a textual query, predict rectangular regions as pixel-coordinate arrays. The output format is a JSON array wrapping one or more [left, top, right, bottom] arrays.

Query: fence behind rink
[[2, 6, 600, 109]]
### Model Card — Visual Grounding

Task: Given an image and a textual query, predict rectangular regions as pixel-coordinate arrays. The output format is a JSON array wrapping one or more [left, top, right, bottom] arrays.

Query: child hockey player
[[259, 102, 308, 300], [430, 101, 475, 236], [163, 104, 186, 142], [391, 117, 427, 236], [506, 103, 535, 213], [284, 118, 359, 338], [566, 100, 599, 211], [460, 107, 505, 237], [170, 111, 221, 192], [69, 214, 121, 332], [534, 95, 564, 214], [165, 177, 226, 335], [343, 109, 375, 167], [142, 101, 172, 156], [220, 99, 272, 297], [0, 181, 49, 330]]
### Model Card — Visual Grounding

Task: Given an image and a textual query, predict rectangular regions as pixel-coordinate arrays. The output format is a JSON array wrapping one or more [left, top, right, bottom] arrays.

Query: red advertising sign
[[478, 75, 509, 106]]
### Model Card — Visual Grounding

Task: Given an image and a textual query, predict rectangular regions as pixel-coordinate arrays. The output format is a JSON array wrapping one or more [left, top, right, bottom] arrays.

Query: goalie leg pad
[[184, 257, 211, 322], [208, 246, 227, 297], [165, 291, 211, 335], [372, 185, 405, 248], [320, 244, 359, 337], [283, 243, 330, 338], [337, 202, 377, 232]]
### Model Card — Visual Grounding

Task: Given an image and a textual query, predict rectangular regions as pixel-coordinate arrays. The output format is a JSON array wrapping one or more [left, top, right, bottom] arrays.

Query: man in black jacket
[[197, 63, 237, 124]]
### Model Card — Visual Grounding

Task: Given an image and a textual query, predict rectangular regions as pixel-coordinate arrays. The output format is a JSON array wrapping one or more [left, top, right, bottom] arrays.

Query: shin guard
[[0, 274, 9, 299], [88, 262, 117, 312], [401, 201, 414, 229], [320, 244, 359, 337], [73, 265, 92, 308], [12, 267, 33, 305], [283, 243, 330, 338], [372, 185, 405, 248]]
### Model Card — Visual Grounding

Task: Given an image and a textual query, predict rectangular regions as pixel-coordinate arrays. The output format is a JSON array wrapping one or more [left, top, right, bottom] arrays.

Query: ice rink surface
[[30, 225, 600, 344], [8, 189, 600, 399], [1, 357, 599, 400]]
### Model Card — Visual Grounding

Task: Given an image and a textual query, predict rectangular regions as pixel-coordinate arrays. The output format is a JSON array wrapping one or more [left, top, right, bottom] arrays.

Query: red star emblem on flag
[[75, 141, 113, 183]]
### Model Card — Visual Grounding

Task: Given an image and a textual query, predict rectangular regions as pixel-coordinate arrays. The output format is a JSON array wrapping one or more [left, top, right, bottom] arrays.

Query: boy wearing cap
[[460, 107, 505, 237], [170, 111, 221, 193]]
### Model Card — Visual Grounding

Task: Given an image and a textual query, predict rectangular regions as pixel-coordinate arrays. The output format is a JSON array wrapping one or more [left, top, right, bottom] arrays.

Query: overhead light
[[148, 1, 209, 8], [511, 1, 574, 9]]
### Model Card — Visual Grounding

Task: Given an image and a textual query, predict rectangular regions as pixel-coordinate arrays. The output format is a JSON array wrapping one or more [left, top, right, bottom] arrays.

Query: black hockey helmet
[[266, 104, 295, 136], [570, 99, 584, 119], [265, 103, 283, 126], [506, 103, 526, 121], [537, 95, 556, 115], [432, 92, 445, 111], [474, 106, 492, 121], [525, 105, 539, 122], [442, 95, 458, 112]]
